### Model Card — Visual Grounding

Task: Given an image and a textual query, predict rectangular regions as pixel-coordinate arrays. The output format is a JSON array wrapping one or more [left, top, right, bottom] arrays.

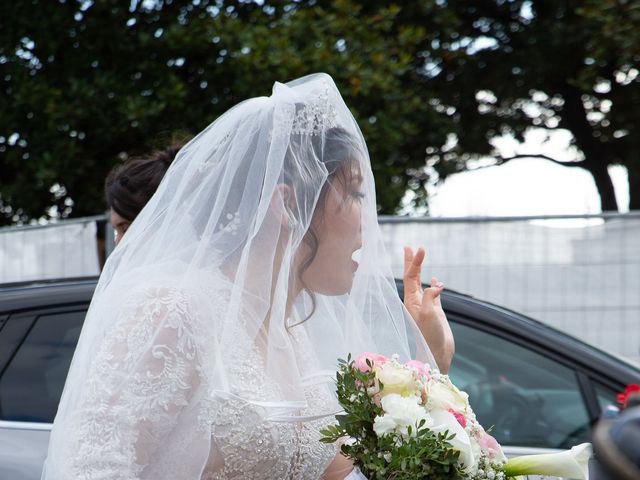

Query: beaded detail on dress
[[201, 310, 336, 479]]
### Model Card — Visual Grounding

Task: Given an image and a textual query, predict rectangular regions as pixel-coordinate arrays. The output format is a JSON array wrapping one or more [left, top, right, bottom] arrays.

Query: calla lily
[[504, 443, 591, 479]]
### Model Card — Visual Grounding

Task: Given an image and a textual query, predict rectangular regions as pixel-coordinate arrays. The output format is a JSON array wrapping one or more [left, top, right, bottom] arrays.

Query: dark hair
[[105, 141, 186, 221], [287, 127, 364, 327]]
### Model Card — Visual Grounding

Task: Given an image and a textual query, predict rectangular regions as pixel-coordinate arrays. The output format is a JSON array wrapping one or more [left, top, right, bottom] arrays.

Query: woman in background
[[105, 140, 186, 245]]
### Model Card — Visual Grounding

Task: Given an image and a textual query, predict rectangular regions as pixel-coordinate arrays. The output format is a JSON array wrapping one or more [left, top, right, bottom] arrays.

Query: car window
[[0, 310, 84, 423], [594, 382, 620, 412], [449, 321, 591, 449]]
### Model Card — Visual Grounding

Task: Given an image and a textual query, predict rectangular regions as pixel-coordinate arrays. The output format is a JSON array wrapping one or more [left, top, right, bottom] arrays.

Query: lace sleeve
[[65, 286, 204, 479]]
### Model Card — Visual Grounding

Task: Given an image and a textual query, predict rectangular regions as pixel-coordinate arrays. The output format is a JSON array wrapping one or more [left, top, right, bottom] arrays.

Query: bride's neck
[[268, 243, 303, 329], [221, 240, 303, 333]]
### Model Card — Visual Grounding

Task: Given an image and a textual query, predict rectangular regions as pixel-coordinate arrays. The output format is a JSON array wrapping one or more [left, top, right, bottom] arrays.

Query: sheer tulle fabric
[[43, 73, 436, 479]]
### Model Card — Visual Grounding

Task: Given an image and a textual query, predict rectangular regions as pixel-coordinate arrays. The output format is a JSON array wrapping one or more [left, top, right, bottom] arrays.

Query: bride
[[43, 73, 453, 479]]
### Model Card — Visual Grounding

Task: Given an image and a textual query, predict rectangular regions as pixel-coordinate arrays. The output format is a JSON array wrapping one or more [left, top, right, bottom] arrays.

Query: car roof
[[3, 276, 638, 383], [0, 277, 98, 313]]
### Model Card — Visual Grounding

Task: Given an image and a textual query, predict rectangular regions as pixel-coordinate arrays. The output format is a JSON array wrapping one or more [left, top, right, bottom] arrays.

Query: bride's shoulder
[[123, 266, 229, 299], [115, 267, 232, 328]]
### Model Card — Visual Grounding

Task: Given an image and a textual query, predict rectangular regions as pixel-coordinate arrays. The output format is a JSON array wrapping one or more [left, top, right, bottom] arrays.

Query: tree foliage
[[1, 0, 638, 224], [424, 0, 640, 211], [0, 0, 451, 224]]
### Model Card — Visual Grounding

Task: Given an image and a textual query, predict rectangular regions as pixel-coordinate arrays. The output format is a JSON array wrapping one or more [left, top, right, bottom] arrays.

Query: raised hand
[[403, 246, 455, 373]]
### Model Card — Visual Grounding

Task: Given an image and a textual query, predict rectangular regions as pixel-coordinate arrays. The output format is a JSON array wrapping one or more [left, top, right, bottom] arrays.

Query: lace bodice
[[61, 278, 337, 480], [202, 302, 337, 479]]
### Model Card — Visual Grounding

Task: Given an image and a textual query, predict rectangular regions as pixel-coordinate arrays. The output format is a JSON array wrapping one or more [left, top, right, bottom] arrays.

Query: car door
[[0, 306, 86, 480], [447, 317, 620, 456]]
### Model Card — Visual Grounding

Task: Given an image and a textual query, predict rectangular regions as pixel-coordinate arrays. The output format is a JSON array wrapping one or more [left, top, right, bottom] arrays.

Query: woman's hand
[[320, 453, 354, 479], [403, 246, 454, 373]]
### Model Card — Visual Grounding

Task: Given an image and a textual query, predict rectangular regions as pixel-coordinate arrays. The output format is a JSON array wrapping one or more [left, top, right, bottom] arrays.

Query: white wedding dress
[[202, 324, 337, 479], [60, 272, 337, 479], [44, 73, 436, 480]]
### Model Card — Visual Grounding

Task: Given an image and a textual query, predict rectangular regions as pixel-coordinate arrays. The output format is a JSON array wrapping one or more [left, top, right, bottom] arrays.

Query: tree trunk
[[586, 162, 619, 212], [628, 166, 640, 211], [558, 85, 619, 212]]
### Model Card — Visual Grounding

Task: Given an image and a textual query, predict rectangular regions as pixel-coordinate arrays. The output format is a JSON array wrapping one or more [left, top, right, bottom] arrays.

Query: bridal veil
[[43, 73, 436, 479]]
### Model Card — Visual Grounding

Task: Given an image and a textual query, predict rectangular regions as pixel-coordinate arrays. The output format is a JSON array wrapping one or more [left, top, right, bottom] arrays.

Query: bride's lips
[[351, 247, 362, 270]]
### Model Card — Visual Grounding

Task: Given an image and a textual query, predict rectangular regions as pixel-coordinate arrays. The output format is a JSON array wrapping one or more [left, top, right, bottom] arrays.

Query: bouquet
[[320, 353, 591, 480]]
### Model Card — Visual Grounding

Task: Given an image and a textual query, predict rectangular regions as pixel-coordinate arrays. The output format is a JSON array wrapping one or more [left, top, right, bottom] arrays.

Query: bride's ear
[[270, 184, 297, 230]]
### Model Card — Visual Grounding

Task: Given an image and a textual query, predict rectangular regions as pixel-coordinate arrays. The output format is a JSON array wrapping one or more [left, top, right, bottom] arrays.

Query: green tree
[[424, 0, 640, 211], [4, 1, 637, 223], [0, 0, 452, 224]]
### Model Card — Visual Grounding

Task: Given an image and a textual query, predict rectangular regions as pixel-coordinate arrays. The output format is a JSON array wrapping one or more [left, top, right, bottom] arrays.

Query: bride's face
[[298, 163, 364, 296]]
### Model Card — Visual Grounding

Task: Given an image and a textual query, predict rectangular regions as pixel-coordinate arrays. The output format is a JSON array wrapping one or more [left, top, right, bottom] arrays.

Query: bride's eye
[[351, 191, 365, 201]]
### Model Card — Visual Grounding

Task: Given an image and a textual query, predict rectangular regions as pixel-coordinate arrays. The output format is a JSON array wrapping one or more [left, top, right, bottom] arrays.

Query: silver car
[[1, 278, 638, 479]]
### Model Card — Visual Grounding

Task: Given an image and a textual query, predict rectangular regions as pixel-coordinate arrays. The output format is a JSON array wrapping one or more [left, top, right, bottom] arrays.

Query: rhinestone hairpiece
[[290, 83, 339, 136]]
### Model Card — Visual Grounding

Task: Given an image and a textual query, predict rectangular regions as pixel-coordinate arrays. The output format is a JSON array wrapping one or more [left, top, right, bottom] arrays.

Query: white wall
[[0, 221, 100, 283], [380, 216, 640, 364]]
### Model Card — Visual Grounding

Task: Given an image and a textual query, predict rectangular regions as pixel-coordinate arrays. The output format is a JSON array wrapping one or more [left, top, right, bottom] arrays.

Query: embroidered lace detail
[[63, 277, 335, 480], [219, 211, 241, 235], [201, 318, 336, 479], [67, 286, 204, 479]]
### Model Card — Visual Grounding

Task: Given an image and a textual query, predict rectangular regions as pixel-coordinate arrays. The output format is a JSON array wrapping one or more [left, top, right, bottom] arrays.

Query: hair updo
[[105, 141, 186, 221]]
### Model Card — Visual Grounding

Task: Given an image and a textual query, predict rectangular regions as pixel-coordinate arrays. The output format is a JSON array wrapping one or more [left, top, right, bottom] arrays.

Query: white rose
[[426, 376, 470, 413], [372, 412, 398, 437], [373, 394, 432, 438], [376, 363, 419, 398], [430, 408, 477, 473]]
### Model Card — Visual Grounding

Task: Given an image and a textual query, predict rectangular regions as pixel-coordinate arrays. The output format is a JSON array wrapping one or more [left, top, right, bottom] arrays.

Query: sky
[[427, 128, 630, 218]]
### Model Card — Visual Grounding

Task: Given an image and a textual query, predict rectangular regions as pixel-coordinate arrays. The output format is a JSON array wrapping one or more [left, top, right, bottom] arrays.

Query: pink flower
[[448, 408, 467, 428], [405, 360, 431, 379], [354, 352, 389, 372], [479, 432, 502, 459]]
